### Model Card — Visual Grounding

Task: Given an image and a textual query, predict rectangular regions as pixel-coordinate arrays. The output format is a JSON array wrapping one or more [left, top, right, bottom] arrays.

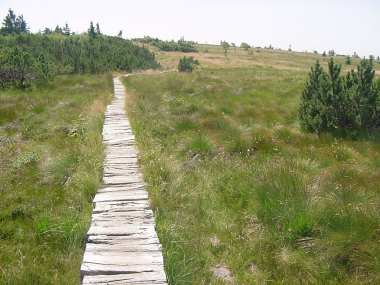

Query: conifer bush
[[0, 9, 28, 35], [178, 56, 199, 72], [300, 58, 380, 134]]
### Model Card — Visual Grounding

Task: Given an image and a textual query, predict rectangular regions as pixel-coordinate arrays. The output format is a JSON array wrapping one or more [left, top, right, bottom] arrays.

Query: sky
[[0, 0, 379, 57]]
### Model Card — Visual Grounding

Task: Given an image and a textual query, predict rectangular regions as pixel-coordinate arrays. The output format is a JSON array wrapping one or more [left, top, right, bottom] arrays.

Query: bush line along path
[[80, 77, 167, 284]]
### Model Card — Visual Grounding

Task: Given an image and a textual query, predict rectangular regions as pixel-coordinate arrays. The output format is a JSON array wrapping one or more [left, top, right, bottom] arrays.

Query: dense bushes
[[299, 58, 380, 134], [0, 34, 158, 88], [138, 36, 198, 52], [178, 56, 199, 72], [0, 10, 159, 88]]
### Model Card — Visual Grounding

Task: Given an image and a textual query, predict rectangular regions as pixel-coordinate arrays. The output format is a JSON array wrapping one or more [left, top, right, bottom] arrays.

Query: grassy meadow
[[124, 46, 380, 284], [0, 74, 112, 284], [154, 43, 380, 73]]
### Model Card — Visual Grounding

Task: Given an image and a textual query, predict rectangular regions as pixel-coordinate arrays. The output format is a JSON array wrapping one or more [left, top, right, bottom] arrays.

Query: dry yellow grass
[[152, 43, 380, 76]]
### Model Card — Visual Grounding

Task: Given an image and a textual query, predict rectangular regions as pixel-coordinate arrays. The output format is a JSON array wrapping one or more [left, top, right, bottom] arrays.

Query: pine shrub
[[178, 56, 199, 72], [299, 58, 380, 134]]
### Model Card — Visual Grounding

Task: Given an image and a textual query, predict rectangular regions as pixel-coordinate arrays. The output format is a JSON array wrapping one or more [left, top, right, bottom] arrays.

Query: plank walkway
[[80, 77, 167, 285]]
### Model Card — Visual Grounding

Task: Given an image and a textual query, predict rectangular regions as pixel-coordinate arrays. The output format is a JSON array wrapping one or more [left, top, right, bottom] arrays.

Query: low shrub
[[299, 58, 380, 134], [178, 56, 199, 72]]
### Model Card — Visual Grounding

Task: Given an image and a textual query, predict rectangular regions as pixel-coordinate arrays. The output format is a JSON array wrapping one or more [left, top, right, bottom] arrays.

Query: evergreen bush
[[300, 58, 380, 134], [178, 56, 199, 72]]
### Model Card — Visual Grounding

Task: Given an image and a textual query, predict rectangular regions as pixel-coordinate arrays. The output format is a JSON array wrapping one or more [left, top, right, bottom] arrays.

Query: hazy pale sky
[[0, 0, 378, 57]]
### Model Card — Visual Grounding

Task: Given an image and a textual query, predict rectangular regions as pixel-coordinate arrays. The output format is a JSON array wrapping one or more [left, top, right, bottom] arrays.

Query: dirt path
[[80, 77, 167, 284]]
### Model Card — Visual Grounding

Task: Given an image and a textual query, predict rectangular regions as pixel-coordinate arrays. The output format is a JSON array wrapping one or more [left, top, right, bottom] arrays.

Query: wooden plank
[[83, 269, 166, 280], [93, 200, 151, 213], [81, 263, 165, 277], [82, 270, 167, 284], [94, 187, 147, 198], [87, 234, 161, 245]]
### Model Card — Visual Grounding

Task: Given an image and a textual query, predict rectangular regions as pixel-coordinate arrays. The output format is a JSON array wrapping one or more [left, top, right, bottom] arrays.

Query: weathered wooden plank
[[99, 182, 144, 189], [87, 234, 161, 245], [83, 251, 164, 266], [82, 271, 167, 284], [82, 270, 167, 285], [103, 170, 142, 178], [93, 190, 148, 203], [93, 200, 151, 213], [87, 225, 159, 247], [85, 243, 161, 254], [81, 263, 165, 277], [102, 177, 144, 186], [97, 185, 145, 194], [91, 207, 154, 218], [91, 212, 154, 224]]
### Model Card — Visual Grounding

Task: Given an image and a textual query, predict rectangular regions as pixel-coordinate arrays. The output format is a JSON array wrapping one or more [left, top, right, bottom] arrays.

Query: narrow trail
[[80, 77, 167, 284]]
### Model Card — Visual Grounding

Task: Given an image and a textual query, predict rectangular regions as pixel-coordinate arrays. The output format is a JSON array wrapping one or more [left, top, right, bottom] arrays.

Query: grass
[[155, 43, 380, 74], [123, 48, 380, 284], [0, 74, 113, 284]]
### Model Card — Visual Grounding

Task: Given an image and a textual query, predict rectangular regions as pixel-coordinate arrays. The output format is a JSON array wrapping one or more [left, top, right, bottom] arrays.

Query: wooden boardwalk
[[80, 77, 167, 284]]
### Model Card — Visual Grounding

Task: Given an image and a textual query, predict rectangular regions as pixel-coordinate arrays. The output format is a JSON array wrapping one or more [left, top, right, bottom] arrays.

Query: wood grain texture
[[81, 77, 167, 284]]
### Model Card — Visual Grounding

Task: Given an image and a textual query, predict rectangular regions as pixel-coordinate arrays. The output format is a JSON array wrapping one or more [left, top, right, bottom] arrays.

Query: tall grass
[[124, 67, 380, 284], [0, 74, 112, 284]]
